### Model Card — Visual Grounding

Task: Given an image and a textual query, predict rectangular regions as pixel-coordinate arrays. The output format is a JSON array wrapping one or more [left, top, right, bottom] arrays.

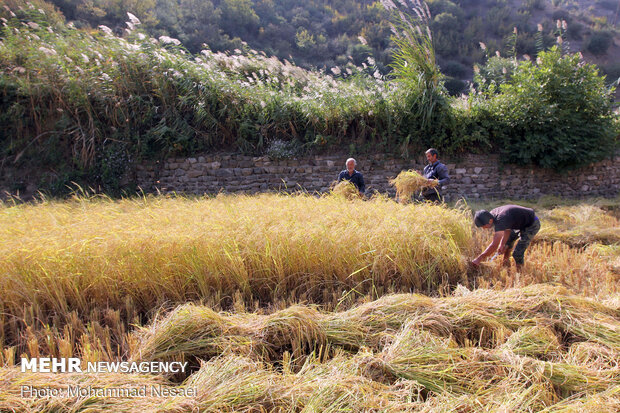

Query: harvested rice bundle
[[338, 293, 437, 338], [411, 375, 557, 413], [444, 284, 620, 350], [259, 306, 327, 360], [379, 324, 469, 394], [538, 360, 613, 394], [537, 385, 620, 412], [389, 170, 436, 202], [567, 342, 619, 370], [173, 356, 273, 411], [471, 349, 616, 394], [174, 353, 417, 412], [320, 316, 368, 351], [132, 304, 254, 362], [331, 180, 360, 199], [501, 326, 561, 359]]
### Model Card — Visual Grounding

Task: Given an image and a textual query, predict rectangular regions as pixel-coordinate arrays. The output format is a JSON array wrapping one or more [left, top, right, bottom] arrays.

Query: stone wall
[[135, 152, 620, 201]]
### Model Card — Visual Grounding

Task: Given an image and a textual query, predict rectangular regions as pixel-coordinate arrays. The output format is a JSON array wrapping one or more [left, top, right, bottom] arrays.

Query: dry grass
[[500, 325, 561, 359]]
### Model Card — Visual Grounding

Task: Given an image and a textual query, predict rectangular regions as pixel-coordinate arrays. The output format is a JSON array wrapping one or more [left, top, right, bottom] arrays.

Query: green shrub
[[442, 60, 468, 78], [444, 77, 467, 96], [601, 63, 620, 83], [474, 56, 518, 93], [566, 21, 583, 40], [586, 31, 612, 56], [1, 0, 618, 196], [491, 46, 617, 169]]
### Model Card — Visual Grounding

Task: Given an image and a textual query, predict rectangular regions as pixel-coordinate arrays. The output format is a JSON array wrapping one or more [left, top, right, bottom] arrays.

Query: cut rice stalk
[[389, 170, 436, 202]]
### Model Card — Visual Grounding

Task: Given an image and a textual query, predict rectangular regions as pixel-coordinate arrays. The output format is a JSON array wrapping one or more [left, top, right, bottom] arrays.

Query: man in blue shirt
[[337, 158, 366, 196], [422, 148, 450, 202]]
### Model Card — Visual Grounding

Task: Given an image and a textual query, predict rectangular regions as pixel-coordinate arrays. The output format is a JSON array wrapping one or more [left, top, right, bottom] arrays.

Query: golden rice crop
[[538, 204, 620, 245], [0, 193, 471, 325], [389, 169, 436, 202]]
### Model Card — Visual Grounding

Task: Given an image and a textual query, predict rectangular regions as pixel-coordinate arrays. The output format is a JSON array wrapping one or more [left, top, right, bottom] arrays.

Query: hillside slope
[[40, 0, 620, 86]]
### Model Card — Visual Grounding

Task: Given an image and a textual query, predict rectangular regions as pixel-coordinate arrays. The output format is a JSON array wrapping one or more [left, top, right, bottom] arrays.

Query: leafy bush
[[474, 56, 518, 93], [566, 21, 584, 40], [0, 1, 618, 196], [491, 46, 617, 169], [444, 77, 467, 96], [586, 31, 612, 56], [384, 0, 454, 155], [442, 60, 468, 78], [601, 63, 620, 83]]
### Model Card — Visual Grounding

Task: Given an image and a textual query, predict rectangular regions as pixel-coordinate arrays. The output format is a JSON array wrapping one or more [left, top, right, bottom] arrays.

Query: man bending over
[[472, 204, 540, 271]]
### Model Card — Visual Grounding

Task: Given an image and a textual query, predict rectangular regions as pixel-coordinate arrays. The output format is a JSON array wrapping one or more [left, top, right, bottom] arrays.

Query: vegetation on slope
[[39, 0, 620, 82], [1, 0, 617, 195]]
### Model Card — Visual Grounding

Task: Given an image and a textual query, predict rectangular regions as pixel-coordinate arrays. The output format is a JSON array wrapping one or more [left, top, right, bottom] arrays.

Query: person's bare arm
[[497, 229, 512, 253], [472, 230, 510, 265]]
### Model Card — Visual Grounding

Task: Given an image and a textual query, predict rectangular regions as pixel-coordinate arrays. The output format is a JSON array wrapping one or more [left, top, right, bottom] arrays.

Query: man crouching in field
[[471, 205, 541, 271]]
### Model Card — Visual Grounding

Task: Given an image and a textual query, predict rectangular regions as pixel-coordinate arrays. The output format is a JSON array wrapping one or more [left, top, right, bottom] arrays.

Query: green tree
[[493, 47, 617, 169], [219, 0, 259, 37], [295, 28, 315, 50], [586, 31, 612, 56]]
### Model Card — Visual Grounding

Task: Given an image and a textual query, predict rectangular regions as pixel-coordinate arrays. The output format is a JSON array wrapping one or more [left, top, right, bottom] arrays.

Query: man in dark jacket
[[422, 148, 450, 202], [472, 204, 541, 270], [337, 158, 365, 196]]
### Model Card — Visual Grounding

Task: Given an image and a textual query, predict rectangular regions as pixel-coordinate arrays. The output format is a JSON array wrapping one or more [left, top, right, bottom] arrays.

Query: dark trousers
[[505, 218, 541, 264], [422, 189, 442, 203]]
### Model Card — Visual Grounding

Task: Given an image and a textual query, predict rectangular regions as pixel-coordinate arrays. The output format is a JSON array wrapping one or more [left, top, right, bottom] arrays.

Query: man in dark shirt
[[337, 158, 365, 196], [422, 148, 450, 202], [471, 204, 541, 270]]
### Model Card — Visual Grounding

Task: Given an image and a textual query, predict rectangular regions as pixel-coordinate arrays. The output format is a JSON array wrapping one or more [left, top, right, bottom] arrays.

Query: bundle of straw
[[389, 170, 437, 202], [331, 180, 360, 199], [501, 326, 561, 359]]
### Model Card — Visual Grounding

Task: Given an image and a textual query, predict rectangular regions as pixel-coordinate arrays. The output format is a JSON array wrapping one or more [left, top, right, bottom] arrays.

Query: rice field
[[0, 193, 618, 411]]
